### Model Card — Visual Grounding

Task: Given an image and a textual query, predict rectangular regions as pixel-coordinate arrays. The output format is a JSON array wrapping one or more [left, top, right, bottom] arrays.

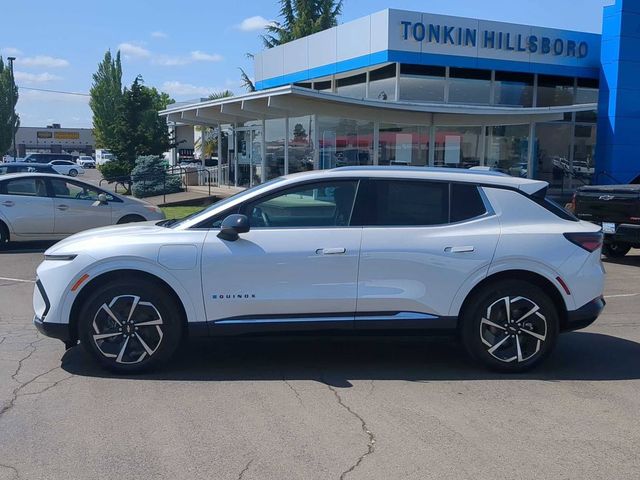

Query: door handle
[[1, 201, 14, 207], [445, 246, 475, 253], [57, 204, 69, 211], [316, 247, 346, 255]]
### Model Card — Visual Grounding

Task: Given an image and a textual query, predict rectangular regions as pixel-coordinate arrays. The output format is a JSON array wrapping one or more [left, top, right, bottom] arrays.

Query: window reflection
[[434, 126, 482, 168], [485, 125, 530, 177], [378, 124, 428, 166], [534, 122, 573, 194], [494, 71, 534, 107], [399, 65, 446, 103], [368, 64, 396, 101], [288, 116, 315, 174], [449, 68, 491, 104], [537, 75, 574, 107], [318, 117, 374, 169], [336, 73, 366, 98]]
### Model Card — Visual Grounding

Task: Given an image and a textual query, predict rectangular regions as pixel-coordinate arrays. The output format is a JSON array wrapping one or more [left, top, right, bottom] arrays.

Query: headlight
[[44, 254, 77, 261]]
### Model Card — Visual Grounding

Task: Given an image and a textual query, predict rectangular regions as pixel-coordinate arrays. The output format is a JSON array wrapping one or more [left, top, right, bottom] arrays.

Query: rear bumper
[[34, 315, 71, 342], [563, 296, 606, 332], [606, 223, 640, 244]]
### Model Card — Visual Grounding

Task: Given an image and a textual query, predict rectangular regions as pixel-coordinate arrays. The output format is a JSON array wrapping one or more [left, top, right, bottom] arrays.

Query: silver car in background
[[0, 173, 165, 245]]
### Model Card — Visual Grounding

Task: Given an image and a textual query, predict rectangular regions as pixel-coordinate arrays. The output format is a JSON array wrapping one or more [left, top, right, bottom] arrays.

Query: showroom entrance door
[[234, 126, 263, 188]]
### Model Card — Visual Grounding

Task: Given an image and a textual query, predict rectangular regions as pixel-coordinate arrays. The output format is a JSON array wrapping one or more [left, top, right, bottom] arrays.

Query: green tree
[[109, 76, 172, 171], [262, 0, 343, 48], [239, 0, 343, 91], [90, 50, 123, 148], [0, 57, 19, 156]]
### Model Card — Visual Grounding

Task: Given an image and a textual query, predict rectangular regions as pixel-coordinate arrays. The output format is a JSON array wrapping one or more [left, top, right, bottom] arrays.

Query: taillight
[[563, 232, 603, 252]]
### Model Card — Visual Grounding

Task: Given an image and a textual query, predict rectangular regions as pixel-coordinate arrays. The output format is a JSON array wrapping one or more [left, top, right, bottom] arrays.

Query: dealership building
[[161, 0, 639, 195], [14, 125, 95, 157]]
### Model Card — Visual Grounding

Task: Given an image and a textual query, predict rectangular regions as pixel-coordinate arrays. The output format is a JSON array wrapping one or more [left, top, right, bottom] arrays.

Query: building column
[[596, 0, 640, 184], [527, 122, 536, 179]]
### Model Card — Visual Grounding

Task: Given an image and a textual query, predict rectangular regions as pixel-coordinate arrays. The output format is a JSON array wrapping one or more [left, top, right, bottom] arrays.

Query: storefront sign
[[53, 131, 80, 140], [36, 131, 53, 139], [400, 20, 590, 59]]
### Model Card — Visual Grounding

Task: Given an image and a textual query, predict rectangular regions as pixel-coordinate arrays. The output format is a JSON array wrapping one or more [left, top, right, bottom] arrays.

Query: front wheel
[[68, 169, 78, 177], [78, 280, 183, 373], [461, 280, 559, 373], [602, 242, 631, 258]]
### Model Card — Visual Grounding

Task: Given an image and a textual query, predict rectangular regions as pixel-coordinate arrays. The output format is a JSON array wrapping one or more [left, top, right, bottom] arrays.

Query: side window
[[242, 180, 358, 228], [50, 179, 104, 201], [450, 183, 487, 222], [352, 180, 449, 226], [2, 178, 48, 197]]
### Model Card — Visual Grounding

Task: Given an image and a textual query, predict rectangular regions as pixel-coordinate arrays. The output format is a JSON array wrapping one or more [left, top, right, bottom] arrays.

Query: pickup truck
[[574, 184, 640, 258]]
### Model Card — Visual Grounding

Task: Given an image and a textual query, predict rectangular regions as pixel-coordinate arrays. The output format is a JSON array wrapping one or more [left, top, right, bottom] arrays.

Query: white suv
[[33, 168, 606, 373]]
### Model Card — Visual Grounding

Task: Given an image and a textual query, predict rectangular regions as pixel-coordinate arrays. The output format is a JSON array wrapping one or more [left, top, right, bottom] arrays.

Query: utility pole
[[7, 57, 16, 159]]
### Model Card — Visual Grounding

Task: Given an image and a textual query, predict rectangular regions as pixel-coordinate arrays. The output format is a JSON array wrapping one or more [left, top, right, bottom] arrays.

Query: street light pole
[[7, 57, 16, 159]]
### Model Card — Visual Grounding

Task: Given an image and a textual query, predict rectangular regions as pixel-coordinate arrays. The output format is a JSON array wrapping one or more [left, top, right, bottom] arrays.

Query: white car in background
[[32, 167, 605, 374], [50, 160, 85, 177], [0, 173, 164, 245], [76, 156, 96, 169]]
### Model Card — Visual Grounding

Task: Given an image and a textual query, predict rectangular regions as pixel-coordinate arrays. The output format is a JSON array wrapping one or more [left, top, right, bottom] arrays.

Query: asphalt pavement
[[0, 244, 639, 480]]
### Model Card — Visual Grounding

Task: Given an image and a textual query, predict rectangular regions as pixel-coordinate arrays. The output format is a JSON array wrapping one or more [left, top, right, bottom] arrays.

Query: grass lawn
[[160, 205, 205, 220]]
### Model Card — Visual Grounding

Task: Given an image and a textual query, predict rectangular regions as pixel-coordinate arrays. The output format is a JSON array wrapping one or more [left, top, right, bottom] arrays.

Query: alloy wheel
[[91, 295, 164, 364], [479, 296, 547, 363]]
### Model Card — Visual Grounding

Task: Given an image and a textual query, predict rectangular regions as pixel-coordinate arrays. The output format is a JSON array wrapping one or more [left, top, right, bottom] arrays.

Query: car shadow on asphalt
[[60, 331, 640, 386], [0, 241, 57, 254], [603, 255, 640, 267]]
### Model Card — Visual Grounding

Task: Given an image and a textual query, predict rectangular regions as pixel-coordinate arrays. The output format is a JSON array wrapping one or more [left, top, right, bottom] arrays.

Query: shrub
[[131, 155, 182, 198]]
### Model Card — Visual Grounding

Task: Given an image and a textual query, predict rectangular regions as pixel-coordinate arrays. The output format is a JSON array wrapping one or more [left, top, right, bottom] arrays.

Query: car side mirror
[[217, 214, 250, 241], [97, 193, 108, 204]]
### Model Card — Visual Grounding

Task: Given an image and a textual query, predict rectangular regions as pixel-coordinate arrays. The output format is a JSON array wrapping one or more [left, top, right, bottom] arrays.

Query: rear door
[[0, 176, 54, 235], [352, 179, 500, 328], [48, 177, 112, 234]]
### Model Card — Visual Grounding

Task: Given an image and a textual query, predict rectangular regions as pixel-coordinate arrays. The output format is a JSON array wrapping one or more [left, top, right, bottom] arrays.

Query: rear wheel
[[68, 169, 78, 177], [0, 222, 8, 249], [602, 242, 631, 258], [78, 280, 183, 373], [461, 280, 559, 373]]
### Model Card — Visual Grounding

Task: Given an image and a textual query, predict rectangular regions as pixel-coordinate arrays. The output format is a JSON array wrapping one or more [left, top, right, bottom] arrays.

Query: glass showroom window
[[288, 115, 315, 174], [572, 124, 597, 187], [335, 73, 367, 98], [368, 64, 397, 101], [398, 64, 446, 102], [318, 117, 374, 169], [537, 75, 575, 107], [448, 68, 492, 104], [485, 125, 530, 177], [534, 122, 573, 194], [265, 118, 286, 180], [313, 80, 332, 92], [378, 124, 428, 166], [575, 78, 599, 123], [494, 71, 534, 107], [434, 126, 482, 168]]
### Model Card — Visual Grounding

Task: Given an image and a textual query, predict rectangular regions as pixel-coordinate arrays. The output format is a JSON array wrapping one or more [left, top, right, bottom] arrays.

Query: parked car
[[574, 183, 640, 257], [0, 162, 58, 175], [77, 156, 96, 168], [49, 160, 85, 177], [0, 173, 165, 246], [33, 167, 605, 374], [24, 153, 75, 164]]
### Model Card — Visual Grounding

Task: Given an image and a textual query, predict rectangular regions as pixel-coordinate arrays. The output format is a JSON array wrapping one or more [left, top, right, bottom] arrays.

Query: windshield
[[167, 176, 287, 228]]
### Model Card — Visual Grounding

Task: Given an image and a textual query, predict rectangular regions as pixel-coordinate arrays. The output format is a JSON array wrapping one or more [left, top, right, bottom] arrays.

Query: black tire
[[68, 169, 78, 177], [117, 214, 146, 224], [0, 221, 8, 249], [78, 279, 183, 373], [461, 280, 559, 373], [602, 242, 631, 258]]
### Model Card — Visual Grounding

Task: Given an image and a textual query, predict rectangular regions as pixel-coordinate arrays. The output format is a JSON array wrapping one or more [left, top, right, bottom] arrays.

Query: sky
[[1, 0, 613, 128]]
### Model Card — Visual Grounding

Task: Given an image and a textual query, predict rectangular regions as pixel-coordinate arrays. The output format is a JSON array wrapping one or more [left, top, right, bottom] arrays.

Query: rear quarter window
[[450, 183, 487, 222]]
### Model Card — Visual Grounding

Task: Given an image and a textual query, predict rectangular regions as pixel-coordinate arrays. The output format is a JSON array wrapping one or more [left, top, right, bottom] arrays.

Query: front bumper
[[34, 315, 71, 342], [563, 296, 606, 332]]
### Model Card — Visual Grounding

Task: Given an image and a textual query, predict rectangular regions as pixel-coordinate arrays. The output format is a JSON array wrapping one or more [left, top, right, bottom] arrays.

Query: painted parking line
[[606, 293, 640, 299], [0, 276, 36, 284]]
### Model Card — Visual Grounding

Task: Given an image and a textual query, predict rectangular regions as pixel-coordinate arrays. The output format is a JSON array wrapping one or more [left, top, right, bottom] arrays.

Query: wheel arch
[[116, 214, 146, 224], [457, 270, 569, 332], [0, 218, 9, 242], [68, 269, 190, 343]]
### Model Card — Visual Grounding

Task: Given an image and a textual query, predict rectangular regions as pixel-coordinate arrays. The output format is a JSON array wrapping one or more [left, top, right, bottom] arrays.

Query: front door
[[201, 179, 361, 334], [235, 127, 263, 188], [48, 178, 113, 234], [352, 179, 500, 328]]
